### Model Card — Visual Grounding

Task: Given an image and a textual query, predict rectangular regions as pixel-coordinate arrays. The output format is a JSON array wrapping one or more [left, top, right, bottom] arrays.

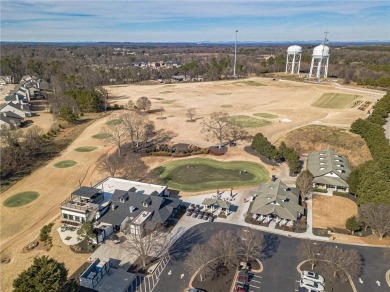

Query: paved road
[[153, 223, 389, 292]]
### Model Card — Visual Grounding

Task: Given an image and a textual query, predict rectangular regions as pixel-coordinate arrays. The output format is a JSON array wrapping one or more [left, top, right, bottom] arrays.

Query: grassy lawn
[[74, 146, 98, 152], [312, 93, 360, 109], [227, 115, 271, 128], [54, 160, 77, 168], [4, 191, 39, 207], [157, 158, 269, 192], [92, 133, 111, 139], [253, 112, 278, 119], [106, 119, 122, 125], [221, 104, 233, 108]]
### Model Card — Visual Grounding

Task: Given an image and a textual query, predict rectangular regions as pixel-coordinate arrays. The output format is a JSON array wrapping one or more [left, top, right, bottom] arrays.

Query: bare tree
[[186, 108, 196, 122], [136, 96, 151, 112], [201, 111, 232, 149], [238, 228, 263, 262], [124, 227, 171, 268], [184, 244, 213, 282], [142, 121, 156, 147], [297, 240, 325, 270], [323, 246, 362, 279], [121, 153, 149, 181], [296, 170, 314, 201], [103, 115, 126, 156], [24, 125, 44, 152], [121, 111, 144, 148], [97, 152, 122, 177], [228, 120, 249, 144], [209, 230, 239, 266], [359, 204, 390, 239]]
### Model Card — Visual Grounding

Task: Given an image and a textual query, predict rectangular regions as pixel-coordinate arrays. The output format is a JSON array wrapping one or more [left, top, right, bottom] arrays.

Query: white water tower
[[285, 45, 302, 74], [309, 32, 330, 80]]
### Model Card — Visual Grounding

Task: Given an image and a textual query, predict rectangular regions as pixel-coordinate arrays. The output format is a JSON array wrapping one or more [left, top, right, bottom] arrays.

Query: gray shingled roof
[[202, 198, 232, 209], [249, 179, 304, 221], [307, 148, 351, 186], [100, 192, 181, 226]]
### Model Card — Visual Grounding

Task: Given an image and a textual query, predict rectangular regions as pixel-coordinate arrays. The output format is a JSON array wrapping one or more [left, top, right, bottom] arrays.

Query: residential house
[[249, 179, 304, 226], [0, 103, 32, 117], [79, 258, 136, 292], [307, 148, 351, 193], [0, 111, 24, 129]]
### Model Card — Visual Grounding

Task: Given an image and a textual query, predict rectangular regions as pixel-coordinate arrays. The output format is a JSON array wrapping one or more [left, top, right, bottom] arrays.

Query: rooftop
[[72, 186, 102, 199]]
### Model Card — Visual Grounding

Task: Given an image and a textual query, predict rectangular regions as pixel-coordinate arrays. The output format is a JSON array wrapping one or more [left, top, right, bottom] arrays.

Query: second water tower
[[285, 45, 302, 74]]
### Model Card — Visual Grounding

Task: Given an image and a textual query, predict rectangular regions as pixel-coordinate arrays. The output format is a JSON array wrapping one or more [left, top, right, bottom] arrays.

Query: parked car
[[110, 234, 121, 244], [300, 279, 325, 292], [238, 262, 250, 272], [192, 211, 199, 218], [236, 271, 249, 284], [185, 288, 207, 292], [198, 211, 205, 219], [208, 215, 214, 222], [203, 213, 210, 220], [186, 210, 193, 216], [188, 204, 195, 210], [301, 271, 325, 285], [234, 282, 249, 292]]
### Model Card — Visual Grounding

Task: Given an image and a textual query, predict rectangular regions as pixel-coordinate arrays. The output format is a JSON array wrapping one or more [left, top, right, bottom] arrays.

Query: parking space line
[[250, 285, 260, 288], [251, 280, 261, 283]]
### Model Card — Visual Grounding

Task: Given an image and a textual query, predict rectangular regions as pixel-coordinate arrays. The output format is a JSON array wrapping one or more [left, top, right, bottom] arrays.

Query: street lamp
[[233, 29, 238, 77]]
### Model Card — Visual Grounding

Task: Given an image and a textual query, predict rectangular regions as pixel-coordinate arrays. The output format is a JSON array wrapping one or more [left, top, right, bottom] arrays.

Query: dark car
[[234, 282, 249, 292], [203, 213, 210, 220], [236, 271, 250, 284], [186, 210, 193, 216], [188, 204, 195, 210], [208, 215, 214, 222], [198, 211, 205, 219], [192, 211, 199, 218]]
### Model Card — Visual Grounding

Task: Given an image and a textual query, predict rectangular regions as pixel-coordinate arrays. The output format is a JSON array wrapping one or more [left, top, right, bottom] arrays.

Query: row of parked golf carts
[[299, 271, 325, 292], [186, 204, 215, 222]]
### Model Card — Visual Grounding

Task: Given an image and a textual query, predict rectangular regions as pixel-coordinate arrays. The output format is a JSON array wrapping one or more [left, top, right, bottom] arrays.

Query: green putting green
[[228, 115, 271, 128], [4, 191, 39, 207], [92, 133, 111, 139], [106, 119, 122, 125], [253, 113, 278, 119], [236, 80, 265, 86], [157, 158, 269, 192], [74, 146, 98, 152], [54, 160, 77, 168]]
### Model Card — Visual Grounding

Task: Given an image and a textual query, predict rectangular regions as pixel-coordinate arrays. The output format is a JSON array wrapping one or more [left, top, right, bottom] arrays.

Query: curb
[[386, 269, 390, 287]]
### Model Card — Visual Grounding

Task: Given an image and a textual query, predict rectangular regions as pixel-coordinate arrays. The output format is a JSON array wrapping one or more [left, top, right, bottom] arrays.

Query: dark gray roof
[[72, 186, 101, 198], [1, 111, 23, 120], [100, 192, 181, 226], [0, 114, 19, 129]]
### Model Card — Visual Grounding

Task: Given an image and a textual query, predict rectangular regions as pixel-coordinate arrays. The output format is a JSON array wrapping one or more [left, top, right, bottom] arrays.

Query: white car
[[300, 279, 325, 292], [301, 271, 325, 284]]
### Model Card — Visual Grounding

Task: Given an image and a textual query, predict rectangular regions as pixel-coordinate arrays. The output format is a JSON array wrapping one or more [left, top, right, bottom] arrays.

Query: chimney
[[129, 206, 135, 213]]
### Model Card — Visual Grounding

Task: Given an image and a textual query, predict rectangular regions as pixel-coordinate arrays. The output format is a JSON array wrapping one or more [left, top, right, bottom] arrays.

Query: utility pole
[[233, 29, 238, 77]]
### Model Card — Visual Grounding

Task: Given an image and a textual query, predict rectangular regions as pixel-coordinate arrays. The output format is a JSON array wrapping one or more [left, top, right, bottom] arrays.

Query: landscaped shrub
[[313, 188, 328, 193], [39, 223, 54, 242], [218, 213, 227, 219], [151, 151, 171, 157], [333, 191, 348, 196]]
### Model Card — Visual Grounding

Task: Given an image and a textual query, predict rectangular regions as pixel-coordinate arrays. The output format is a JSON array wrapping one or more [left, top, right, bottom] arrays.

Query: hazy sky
[[1, 0, 390, 42]]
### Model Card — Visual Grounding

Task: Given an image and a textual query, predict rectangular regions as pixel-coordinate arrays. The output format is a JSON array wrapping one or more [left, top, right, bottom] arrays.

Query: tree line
[[250, 133, 300, 173], [348, 92, 390, 205]]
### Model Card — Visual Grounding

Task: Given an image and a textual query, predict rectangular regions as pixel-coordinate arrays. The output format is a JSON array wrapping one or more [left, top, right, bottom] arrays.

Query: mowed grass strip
[[312, 93, 360, 109], [160, 99, 176, 104], [253, 113, 278, 119], [221, 104, 233, 108], [92, 133, 111, 139], [160, 91, 174, 94], [4, 191, 39, 207], [216, 92, 232, 95], [157, 158, 269, 192], [74, 146, 98, 152], [54, 160, 77, 168], [228, 115, 271, 128]]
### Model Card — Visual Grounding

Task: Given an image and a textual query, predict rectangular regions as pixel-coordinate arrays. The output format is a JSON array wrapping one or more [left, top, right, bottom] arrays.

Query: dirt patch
[[312, 195, 358, 230], [281, 125, 372, 167]]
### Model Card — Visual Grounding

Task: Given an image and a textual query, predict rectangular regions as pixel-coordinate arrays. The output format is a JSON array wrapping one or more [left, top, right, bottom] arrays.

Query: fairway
[[228, 115, 271, 128], [74, 146, 98, 152], [4, 192, 39, 207], [312, 93, 359, 109], [157, 158, 269, 192], [54, 160, 77, 168]]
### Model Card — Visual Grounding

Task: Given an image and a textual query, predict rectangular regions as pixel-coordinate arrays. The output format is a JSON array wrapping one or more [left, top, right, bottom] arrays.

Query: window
[[63, 213, 69, 219], [320, 167, 325, 170]]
